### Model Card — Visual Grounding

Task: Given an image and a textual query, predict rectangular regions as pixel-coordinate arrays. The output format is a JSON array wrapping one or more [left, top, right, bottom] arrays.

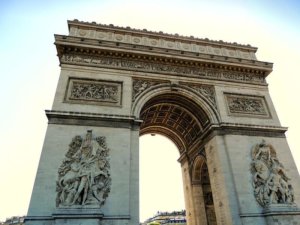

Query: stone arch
[[132, 83, 220, 151], [137, 94, 213, 152], [192, 155, 207, 184], [191, 155, 217, 225], [132, 83, 220, 125], [135, 84, 220, 225]]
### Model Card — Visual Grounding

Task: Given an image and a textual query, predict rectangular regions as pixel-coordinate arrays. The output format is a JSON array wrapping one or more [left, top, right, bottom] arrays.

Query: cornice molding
[[67, 20, 258, 52], [55, 34, 272, 72], [181, 122, 287, 164], [45, 110, 142, 129], [55, 42, 270, 85], [201, 123, 287, 142]]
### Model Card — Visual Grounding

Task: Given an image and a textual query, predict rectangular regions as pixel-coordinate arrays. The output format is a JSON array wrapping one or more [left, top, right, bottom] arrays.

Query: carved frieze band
[[56, 130, 111, 208], [61, 54, 266, 85], [71, 26, 256, 61], [225, 93, 270, 117], [251, 140, 295, 207], [65, 78, 122, 106]]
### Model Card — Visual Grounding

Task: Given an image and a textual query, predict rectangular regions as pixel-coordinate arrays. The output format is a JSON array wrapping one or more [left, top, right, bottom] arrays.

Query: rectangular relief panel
[[65, 78, 122, 107], [224, 93, 270, 118]]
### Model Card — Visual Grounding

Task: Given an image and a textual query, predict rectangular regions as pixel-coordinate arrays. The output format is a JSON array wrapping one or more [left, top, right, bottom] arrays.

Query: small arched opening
[[192, 156, 217, 225]]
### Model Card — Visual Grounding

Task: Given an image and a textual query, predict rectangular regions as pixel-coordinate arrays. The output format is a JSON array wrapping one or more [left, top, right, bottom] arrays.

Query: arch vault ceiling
[[139, 94, 210, 153]]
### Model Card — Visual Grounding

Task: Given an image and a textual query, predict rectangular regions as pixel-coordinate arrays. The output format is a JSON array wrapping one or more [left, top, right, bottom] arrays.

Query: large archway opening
[[139, 134, 185, 222], [138, 92, 216, 224]]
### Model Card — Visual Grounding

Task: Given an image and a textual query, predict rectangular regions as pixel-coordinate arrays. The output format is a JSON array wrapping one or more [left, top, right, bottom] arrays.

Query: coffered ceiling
[[139, 93, 210, 153]]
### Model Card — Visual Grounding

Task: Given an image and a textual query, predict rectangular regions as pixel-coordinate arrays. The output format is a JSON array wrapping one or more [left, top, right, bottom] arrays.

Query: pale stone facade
[[25, 20, 300, 225]]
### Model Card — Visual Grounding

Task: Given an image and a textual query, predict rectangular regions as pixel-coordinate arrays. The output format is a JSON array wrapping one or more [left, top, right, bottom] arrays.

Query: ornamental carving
[[225, 93, 269, 117], [70, 22, 257, 61], [61, 54, 265, 85], [56, 130, 111, 207], [188, 84, 216, 108], [251, 140, 294, 207], [132, 79, 161, 101], [66, 78, 122, 106]]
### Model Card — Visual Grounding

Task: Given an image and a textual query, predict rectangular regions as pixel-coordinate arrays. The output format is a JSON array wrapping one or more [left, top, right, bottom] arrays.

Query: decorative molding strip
[[24, 216, 53, 221], [45, 110, 142, 129], [68, 20, 258, 61], [55, 34, 272, 72], [65, 78, 122, 106], [25, 214, 131, 221], [199, 123, 287, 145], [239, 210, 300, 217], [53, 208, 104, 218], [45, 110, 137, 120], [218, 122, 287, 131], [61, 54, 266, 85], [225, 93, 270, 117]]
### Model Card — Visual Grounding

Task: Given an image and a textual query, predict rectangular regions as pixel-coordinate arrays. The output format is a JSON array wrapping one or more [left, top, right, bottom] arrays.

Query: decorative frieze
[[61, 54, 266, 85], [185, 83, 217, 109], [56, 130, 111, 208], [65, 78, 122, 106], [251, 140, 295, 207], [225, 93, 270, 117], [132, 79, 163, 102], [69, 20, 257, 61]]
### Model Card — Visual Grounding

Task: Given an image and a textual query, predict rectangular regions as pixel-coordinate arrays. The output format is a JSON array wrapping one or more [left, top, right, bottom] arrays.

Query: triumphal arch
[[26, 20, 300, 225]]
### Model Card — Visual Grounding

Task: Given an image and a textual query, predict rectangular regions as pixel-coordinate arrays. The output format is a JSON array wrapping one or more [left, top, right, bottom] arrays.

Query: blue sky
[[1, 0, 300, 222]]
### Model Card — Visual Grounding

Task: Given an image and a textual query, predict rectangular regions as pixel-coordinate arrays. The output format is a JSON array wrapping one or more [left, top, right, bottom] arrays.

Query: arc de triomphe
[[25, 20, 300, 225]]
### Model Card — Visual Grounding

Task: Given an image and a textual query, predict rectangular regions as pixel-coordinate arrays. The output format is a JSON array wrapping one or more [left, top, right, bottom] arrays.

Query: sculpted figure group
[[56, 130, 111, 207], [70, 82, 118, 102], [251, 140, 294, 207]]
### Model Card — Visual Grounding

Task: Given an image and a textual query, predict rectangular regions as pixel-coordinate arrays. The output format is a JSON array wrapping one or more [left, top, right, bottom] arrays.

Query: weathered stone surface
[[26, 20, 300, 225]]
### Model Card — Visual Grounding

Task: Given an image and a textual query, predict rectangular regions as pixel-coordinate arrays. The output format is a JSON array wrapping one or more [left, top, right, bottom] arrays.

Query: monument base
[[262, 203, 299, 214], [261, 204, 300, 225], [24, 208, 131, 225]]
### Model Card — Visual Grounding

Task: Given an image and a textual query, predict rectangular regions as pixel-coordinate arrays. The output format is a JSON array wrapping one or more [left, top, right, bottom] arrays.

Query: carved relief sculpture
[[66, 78, 122, 106], [225, 93, 269, 117], [251, 140, 294, 207], [132, 79, 161, 101], [56, 130, 111, 208], [71, 82, 118, 102], [61, 54, 266, 85], [187, 84, 217, 109]]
